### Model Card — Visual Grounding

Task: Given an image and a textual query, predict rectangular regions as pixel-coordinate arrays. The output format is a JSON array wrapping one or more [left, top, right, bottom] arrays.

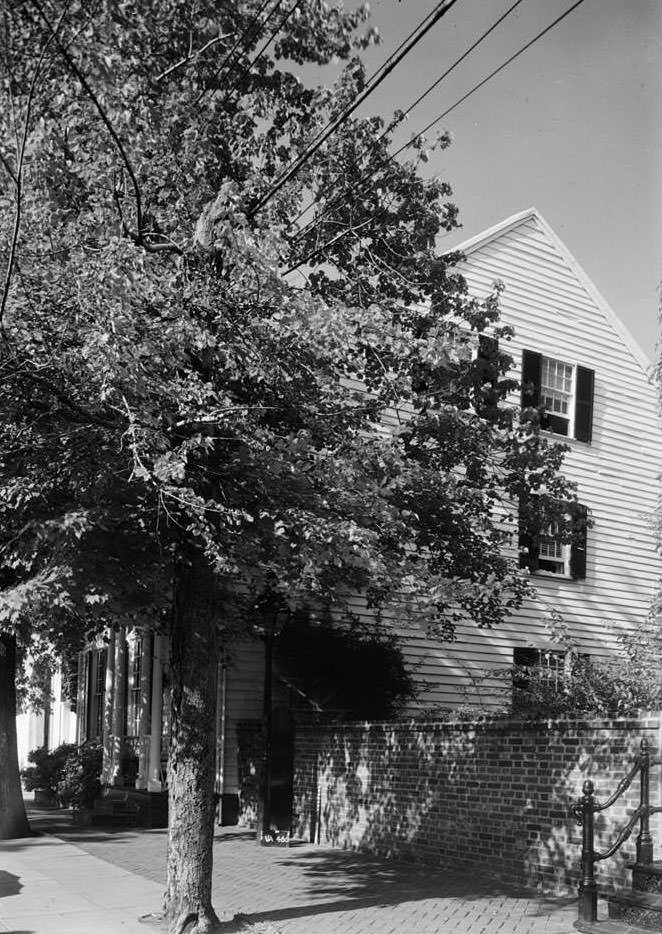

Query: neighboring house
[[16, 664, 78, 770], [31, 209, 661, 824]]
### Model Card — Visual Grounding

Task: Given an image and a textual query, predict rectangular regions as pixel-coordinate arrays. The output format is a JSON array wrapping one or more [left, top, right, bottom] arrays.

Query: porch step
[[608, 890, 662, 931], [92, 791, 140, 827]]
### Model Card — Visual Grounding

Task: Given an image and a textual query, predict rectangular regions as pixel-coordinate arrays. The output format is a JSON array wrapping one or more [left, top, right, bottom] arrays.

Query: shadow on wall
[[293, 716, 661, 895]]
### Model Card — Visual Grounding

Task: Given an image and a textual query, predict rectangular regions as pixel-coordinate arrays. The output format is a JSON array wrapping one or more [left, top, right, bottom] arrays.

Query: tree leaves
[[0, 0, 579, 662]]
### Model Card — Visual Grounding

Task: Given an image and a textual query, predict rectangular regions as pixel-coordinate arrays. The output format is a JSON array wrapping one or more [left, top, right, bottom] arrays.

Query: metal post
[[260, 626, 274, 843], [578, 779, 598, 923], [637, 737, 654, 864]]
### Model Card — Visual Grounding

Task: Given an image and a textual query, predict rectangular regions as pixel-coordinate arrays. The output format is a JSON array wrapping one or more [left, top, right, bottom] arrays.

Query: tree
[[0, 2, 580, 931]]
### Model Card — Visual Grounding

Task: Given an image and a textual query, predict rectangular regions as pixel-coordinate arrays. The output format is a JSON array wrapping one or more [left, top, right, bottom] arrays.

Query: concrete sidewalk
[[0, 832, 163, 933], [0, 806, 588, 934]]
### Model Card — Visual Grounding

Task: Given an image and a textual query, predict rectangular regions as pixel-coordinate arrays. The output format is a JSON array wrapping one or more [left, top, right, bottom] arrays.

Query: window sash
[[540, 356, 575, 431]]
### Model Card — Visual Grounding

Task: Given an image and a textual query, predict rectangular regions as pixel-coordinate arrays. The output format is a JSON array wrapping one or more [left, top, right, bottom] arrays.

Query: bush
[[21, 743, 77, 793], [512, 652, 662, 720], [57, 743, 103, 809]]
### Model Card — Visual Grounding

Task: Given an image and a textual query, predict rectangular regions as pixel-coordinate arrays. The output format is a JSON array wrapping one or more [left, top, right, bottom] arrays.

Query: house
[[392, 208, 660, 712], [36, 209, 661, 825]]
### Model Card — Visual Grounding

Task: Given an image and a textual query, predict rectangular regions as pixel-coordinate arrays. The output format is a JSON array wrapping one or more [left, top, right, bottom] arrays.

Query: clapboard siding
[[397, 210, 660, 712]]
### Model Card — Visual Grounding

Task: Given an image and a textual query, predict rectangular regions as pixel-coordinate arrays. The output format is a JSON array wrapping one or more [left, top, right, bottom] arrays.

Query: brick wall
[[292, 715, 662, 893]]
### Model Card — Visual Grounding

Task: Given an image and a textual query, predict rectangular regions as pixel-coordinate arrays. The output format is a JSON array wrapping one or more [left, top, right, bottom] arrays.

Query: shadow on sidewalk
[[219, 845, 578, 928], [0, 870, 22, 897]]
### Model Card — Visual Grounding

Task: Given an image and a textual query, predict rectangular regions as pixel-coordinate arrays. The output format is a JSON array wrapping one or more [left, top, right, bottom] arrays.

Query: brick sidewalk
[[25, 805, 585, 933]]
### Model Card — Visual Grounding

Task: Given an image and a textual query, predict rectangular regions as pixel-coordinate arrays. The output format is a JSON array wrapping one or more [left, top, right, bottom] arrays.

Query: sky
[[300, 0, 662, 359]]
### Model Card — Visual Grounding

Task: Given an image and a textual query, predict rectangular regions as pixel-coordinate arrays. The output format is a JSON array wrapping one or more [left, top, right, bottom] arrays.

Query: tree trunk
[[0, 634, 30, 839], [164, 548, 221, 934]]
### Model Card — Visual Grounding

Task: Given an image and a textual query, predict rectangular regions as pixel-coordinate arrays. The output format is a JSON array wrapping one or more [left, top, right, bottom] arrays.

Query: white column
[[147, 633, 165, 791], [136, 631, 152, 789], [101, 632, 116, 785], [110, 628, 126, 786], [75, 651, 87, 745]]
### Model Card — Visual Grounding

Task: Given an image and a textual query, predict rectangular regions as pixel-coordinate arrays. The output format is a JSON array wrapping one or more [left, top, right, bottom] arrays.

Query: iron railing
[[571, 737, 662, 923]]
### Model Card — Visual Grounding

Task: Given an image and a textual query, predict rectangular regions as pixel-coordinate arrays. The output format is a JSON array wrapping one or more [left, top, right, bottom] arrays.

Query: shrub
[[21, 743, 77, 793], [57, 743, 103, 809], [512, 652, 662, 720]]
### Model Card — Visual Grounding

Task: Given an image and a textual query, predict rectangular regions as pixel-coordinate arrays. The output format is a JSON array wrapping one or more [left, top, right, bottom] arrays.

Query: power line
[[391, 0, 588, 162], [285, 0, 588, 275], [231, 0, 305, 94], [248, 0, 461, 219], [196, 0, 286, 104], [290, 0, 526, 233]]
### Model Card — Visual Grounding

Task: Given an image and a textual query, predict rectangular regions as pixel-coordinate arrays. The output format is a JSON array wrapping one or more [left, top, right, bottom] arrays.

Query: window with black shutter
[[520, 350, 594, 442], [518, 497, 588, 580]]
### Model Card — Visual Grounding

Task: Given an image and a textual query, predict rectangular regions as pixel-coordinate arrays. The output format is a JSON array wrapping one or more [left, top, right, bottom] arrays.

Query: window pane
[[541, 356, 573, 428]]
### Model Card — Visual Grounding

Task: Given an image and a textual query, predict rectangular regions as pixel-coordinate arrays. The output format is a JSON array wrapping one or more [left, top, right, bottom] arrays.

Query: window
[[519, 500, 588, 580], [513, 647, 566, 691], [86, 648, 106, 740], [521, 350, 594, 442], [538, 521, 570, 576], [436, 327, 502, 418], [512, 647, 571, 706], [126, 636, 144, 739]]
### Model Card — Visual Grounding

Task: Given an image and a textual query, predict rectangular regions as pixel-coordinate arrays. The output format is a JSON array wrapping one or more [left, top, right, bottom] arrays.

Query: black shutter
[[478, 335, 499, 381], [477, 336, 499, 418], [570, 503, 588, 580], [513, 647, 539, 695], [513, 647, 538, 667], [574, 366, 594, 443], [518, 499, 539, 571], [521, 350, 542, 408]]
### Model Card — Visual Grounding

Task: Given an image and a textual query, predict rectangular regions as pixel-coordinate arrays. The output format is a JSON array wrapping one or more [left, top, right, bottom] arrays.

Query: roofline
[[446, 208, 654, 376]]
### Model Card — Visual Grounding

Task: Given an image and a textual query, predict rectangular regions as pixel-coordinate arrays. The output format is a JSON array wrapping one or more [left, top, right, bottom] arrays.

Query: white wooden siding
[[395, 211, 660, 711]]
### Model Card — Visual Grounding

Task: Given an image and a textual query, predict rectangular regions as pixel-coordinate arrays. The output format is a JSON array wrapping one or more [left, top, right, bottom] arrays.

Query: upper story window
[[519, 499, 588, 580], [537, 522, 571, 576], [521, 350, 594, 442]]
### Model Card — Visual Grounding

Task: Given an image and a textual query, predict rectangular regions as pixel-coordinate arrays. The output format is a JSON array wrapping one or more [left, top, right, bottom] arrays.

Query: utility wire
[[248, 0, 461, 218], [285, 0, 588, 275], [390, 0, 587, 163], [196, 0, 285, 104], [290, 0, 525, 232], [229, 0, 305, 96]]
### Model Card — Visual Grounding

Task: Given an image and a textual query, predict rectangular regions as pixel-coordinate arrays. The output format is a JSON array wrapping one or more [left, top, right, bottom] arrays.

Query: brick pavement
[[23, 805, 589, 933]]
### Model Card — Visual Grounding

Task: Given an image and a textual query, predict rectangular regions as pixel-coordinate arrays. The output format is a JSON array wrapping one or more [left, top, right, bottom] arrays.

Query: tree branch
[[155, 33, 230, 82], [0, 148, 17, 186], [0, 4, 69, 343], [16, 368, 119, 430], [31, 0, 183, 256]]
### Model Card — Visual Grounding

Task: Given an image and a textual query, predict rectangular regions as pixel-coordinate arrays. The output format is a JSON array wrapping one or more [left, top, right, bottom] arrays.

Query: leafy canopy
[[0, 0, 578, 658]]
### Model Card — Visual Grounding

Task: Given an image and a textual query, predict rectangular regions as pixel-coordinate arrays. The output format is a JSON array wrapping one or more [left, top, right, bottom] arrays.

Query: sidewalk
[[0, 805, 588, 934], [0, 832, 163, 933]]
